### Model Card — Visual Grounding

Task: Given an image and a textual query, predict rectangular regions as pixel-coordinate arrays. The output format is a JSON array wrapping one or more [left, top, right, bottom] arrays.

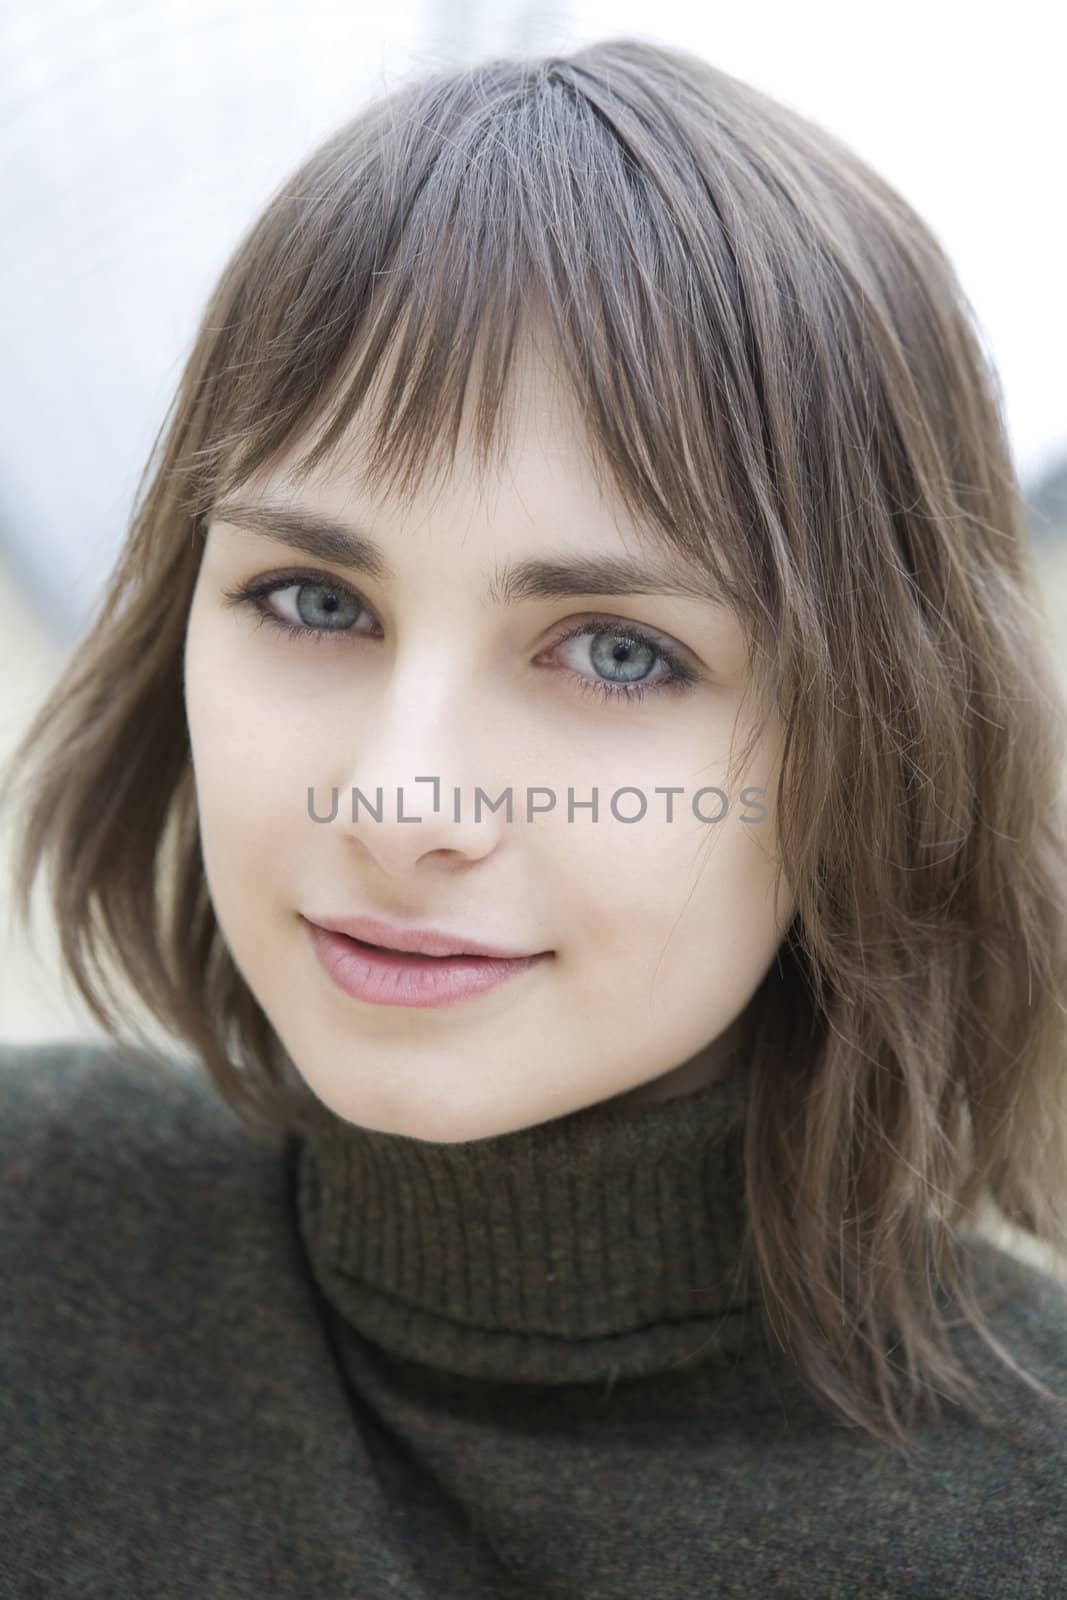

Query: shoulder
[[947, 1229, 1067, 1442], [0, 1040, 339, 1588], [0, 1032, 272, 1146], [0, 1035, 302, 1414], [0, 1035, 285, 1259], [0, 1032, 236, 1139], [899, 1235, 1067, 1578]]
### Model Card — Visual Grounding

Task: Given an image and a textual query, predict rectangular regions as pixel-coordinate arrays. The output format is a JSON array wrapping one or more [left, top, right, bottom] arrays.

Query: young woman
[[3, 36, 1066, 1598]]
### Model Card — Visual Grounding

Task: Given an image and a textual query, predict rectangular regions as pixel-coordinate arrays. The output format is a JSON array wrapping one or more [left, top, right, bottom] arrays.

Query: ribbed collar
[[290, 1066, 761, 1385]]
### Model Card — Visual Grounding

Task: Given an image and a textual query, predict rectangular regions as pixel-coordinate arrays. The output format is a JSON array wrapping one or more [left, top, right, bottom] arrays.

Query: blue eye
[[219, 572, 700, 705], [549, 618, 698, 704], [221, 575, 375, 640]]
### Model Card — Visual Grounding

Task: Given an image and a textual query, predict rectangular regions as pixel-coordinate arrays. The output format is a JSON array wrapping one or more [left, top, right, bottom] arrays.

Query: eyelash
[[218, 570, 700, 706]]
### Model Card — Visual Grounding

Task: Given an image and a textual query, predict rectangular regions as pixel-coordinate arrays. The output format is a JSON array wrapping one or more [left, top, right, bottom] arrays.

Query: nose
[[324, 668, 510, 876]]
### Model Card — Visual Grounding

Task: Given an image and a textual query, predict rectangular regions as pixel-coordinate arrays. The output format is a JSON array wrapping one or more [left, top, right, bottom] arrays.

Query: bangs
[[186, 52, 782, 659]]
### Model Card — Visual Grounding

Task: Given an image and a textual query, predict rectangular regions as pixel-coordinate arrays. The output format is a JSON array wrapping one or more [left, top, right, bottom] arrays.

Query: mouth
[[342, 935, 477, 962], [300, 911, 544, 961], [305, 921, 553, 1009]]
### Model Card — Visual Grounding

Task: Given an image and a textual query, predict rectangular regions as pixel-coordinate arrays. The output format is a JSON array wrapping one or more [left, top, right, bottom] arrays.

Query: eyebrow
[[207, 496, 724, 607]]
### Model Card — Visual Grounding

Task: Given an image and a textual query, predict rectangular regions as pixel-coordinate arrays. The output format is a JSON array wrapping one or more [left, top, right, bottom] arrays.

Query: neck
[[290, 1060, 761, 1385]]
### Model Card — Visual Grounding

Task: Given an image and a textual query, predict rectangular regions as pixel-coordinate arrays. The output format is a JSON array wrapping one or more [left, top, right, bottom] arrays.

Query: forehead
[[236, 335, 682, 583], [279, 320, 606, 513]]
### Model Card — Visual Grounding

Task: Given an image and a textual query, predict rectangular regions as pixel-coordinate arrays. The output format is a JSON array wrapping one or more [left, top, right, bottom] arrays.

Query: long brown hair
[[4, 37, 1067, 1452]]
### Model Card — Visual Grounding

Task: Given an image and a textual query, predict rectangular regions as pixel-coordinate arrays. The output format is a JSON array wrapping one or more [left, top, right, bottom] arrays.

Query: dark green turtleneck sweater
[[2, 1037, 1066, 1598]]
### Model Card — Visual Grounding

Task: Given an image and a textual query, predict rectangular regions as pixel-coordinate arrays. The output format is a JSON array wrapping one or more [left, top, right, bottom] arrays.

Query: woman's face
[[183, 336, 796, 1141]]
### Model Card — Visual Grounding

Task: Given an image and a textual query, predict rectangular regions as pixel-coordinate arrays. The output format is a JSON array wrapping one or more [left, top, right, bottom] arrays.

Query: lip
[[304, 920, 552, 1009], [301, 911, 542, 960]]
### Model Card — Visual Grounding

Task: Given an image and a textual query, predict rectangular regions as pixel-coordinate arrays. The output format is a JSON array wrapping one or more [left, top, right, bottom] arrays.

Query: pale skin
[[182, 330, 796, 1143]]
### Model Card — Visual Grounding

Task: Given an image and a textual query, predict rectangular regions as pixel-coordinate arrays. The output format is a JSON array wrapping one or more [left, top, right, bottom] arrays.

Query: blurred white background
[[2, 0, 1065, 1043]]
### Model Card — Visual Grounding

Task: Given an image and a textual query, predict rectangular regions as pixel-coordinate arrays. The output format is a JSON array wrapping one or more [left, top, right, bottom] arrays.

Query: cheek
[[186, 623, 308, 797], [184, 626, 302, 893], [570, 804, 787, 975], [549, 812, 706, 958]]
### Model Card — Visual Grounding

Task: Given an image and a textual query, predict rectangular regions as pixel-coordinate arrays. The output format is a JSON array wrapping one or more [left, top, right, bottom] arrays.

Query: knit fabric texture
[[3, 1037, 1067, 1598]]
